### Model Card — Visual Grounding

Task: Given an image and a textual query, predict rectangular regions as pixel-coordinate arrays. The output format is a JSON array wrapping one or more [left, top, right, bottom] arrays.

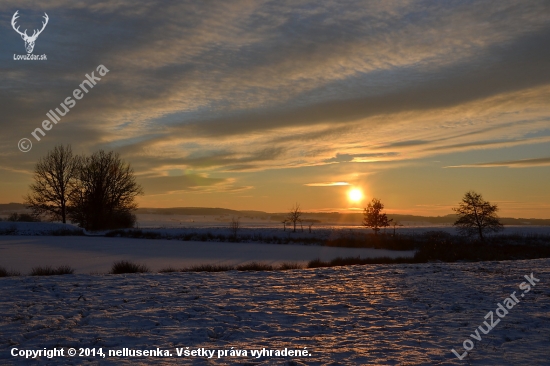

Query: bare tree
[[24, 145, 80, 223], [362, 198, 392, 235], [69, 150, 143, 231], [453, 191, 503, 240], [229, 216, 240, 240], [285, 203, 303, 233]]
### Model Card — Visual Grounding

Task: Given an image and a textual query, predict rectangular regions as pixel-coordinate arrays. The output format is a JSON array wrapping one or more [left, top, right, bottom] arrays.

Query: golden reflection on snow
[[0, 260, 549, 365]]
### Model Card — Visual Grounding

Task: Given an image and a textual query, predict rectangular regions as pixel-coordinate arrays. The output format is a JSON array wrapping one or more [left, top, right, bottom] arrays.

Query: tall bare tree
[[69, 150, 143, 231], [285, 203, 303, 233], [24, 145, 80, 223], [229, 216, 240, 240], [362, 198, 392, 235], [453, 191, 503, 240]]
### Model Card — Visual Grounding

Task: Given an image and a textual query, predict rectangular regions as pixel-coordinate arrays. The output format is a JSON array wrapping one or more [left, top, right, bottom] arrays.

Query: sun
[[348, 188, 363, 202]]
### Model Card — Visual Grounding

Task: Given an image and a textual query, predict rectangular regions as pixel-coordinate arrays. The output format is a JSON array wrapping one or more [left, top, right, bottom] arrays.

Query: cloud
[[1, 0, 550, 207], [381, 140, 430, 148], [138, 174, 226, 195], [304, 182, 350, 187], [324, 152, 399, 163], [446, 157, 550, 168]]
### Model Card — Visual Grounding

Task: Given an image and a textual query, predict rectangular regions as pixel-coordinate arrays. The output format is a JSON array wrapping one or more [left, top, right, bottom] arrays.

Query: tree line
[[25, 145, 143, 231], [284, 191, 503, 241]]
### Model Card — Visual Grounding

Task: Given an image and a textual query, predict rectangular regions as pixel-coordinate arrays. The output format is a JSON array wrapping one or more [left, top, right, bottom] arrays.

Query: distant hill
[[136, 206, 550, 226], [3, 204, 549, 225], [0, 203, 26, 213]]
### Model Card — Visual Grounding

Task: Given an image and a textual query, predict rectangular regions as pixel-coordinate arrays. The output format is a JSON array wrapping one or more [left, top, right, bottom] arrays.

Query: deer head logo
[[11, 11, 49, 54]]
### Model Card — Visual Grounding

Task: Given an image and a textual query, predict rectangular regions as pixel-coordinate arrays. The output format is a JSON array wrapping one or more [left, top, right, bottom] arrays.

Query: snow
[[1, 221, 549, 364], [0, 236, 414, 274], [0, 258, 548, 365], [125, 224, 550, 241], [0, 222, 82, 236], [2, 220, 550, 239]]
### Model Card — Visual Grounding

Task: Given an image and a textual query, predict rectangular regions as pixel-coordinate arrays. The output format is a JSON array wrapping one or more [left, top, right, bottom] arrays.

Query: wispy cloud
[[304, 182, 350, 187], [446, 157, 550, 168], [139, 174, 227, 195], [1, 1, 549, 215]]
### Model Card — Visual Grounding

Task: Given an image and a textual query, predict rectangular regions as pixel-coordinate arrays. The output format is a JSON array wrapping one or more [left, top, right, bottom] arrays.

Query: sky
[[1, 0, 549, 218]]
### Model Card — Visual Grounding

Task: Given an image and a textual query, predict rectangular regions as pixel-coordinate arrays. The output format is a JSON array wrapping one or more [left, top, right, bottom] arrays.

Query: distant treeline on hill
[[136, 207, 550, 226], [0, 203, 27, 212], [2, 203, 550, 226]]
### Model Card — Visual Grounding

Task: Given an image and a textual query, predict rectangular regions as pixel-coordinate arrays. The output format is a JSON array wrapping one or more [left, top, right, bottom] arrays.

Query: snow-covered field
[[0, 258, 548, 365], [1, 221, 549, 364]]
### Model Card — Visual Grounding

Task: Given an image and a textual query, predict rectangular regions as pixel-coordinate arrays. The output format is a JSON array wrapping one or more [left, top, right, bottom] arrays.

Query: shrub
[[158, 267, 179, 273], [177, 262, 303, 272], [105, 229, 163, 239], [30, 265, 74, 276], [49, 228, 85, 236], [414, 241, 550, 262], [0, 224, 18, 235], [422, 230, 452, 240], [109, 211, 137, 230], [0, 267, 21, 277], [278, 262, 303, 270], [324, 232, 420, 250], [306, 258, 326, 268], [110, 260, 150, 274], [236, 262, 274, 271], [308, 241, 550, 269], [105, 229, 124, 237], [183, 264, 235, 272], [7, 213, 41, 222], [307, 256, 414, 268]]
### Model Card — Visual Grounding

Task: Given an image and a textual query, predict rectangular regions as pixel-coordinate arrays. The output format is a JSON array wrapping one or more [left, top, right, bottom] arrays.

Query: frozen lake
[[0, 236, 414, 274], [1, 220, 549, 274]]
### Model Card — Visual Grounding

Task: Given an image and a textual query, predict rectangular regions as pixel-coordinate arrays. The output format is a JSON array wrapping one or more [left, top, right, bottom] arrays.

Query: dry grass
[[0, 267, 21, 277], [110, 260, 150, 274], [158, 266, 179, 273], [278, 262, 303, 270], [30, 265, 74, 276], [236, 262, 274, 271], [183, 264, 236, 272]]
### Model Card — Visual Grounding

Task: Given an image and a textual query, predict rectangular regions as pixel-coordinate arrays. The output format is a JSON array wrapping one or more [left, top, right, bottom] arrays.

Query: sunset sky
[[1, 1, 549, 218]]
